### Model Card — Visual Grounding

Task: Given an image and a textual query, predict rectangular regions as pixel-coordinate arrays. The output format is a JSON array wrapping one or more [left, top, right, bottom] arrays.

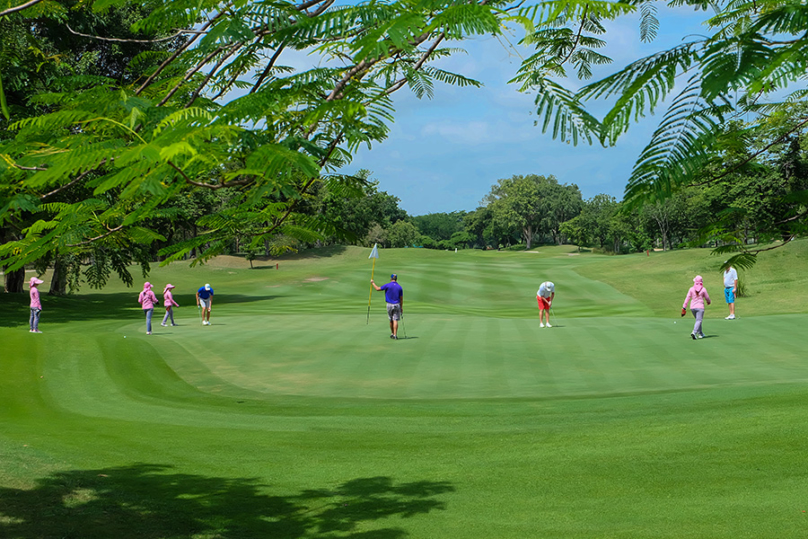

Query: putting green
[[3, 243, 808, 538]]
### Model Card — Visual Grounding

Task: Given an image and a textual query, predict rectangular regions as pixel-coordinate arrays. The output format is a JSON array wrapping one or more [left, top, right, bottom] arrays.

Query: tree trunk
[[49, 257, 68, 295], [3, 267, 25, 293], [523, 225, 533, 249], [653, 217, 670, 251]]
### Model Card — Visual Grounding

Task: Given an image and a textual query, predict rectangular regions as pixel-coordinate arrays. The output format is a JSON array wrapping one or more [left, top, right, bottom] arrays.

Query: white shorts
[[199, 297, 211, 309]]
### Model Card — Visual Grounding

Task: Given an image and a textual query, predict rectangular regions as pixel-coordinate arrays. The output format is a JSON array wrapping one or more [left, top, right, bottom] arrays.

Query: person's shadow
[[0, 464, 455, 538]]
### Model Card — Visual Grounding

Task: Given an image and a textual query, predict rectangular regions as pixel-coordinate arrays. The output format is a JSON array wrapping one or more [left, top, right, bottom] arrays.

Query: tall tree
[[387, 220, 420, 248], [1, 0, 183, 291], [483, 174, 578, 249], [315, 172, 407, 245], [484, 175, 545, 249], [463, 206, 493, 249], [540, 180, 583, 244]]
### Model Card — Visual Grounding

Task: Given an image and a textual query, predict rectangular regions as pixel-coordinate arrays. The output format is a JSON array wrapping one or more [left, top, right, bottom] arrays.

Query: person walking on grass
[[196, 283, 214, 326], [682, 275, 711, 340], [138, 282, 159, 335], [537, 281, 555, 328], [371, 274, 403, 340], [723, 264, 738, 320], [161, 284, 179, 327], [29, 277, 44, 333]]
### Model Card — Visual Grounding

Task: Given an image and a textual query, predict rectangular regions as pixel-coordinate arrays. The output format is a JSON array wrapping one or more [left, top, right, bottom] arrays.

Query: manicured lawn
[[2, 242, 808, 538]]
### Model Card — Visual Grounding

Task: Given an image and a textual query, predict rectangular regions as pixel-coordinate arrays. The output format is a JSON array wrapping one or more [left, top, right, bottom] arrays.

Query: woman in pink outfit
[[137, 282, 159, 335], [682, 275, 711, 340], [29, 277, 44, 333], [161, 284, 179, 327]]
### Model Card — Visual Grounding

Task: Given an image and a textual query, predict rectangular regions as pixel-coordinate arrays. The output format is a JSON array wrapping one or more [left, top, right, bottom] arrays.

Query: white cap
[[205, 283, 211, 290]]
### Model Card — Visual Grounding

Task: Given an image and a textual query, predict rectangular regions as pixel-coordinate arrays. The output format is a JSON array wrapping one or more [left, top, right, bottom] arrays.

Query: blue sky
[[346, 7, 713, 216]]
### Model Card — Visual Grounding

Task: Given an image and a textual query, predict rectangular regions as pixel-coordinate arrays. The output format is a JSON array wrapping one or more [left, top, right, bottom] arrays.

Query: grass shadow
[[0, 464, 455, 539]]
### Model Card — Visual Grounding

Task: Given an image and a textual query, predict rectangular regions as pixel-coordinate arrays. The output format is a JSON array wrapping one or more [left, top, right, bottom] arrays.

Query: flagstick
[[367, 257, 376, 324]]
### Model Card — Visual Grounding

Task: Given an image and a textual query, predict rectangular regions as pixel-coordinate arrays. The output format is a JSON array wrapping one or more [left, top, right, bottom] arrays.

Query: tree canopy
[[2, 0, 807, 285]]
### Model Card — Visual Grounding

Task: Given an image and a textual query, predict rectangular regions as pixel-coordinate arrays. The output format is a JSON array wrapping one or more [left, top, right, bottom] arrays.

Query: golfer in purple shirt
[[371, 274, 403, 340]]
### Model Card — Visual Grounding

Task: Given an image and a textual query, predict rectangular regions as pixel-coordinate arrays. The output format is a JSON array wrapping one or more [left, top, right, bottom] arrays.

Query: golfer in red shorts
[[537, 281, 555, 328]]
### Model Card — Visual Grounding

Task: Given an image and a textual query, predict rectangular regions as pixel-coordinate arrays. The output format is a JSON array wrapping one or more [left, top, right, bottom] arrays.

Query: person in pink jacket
[[161, 284, 179, 327], [137, 282, 159, 335], [29, 277, 44, 333], [682, 275, 711, 340]]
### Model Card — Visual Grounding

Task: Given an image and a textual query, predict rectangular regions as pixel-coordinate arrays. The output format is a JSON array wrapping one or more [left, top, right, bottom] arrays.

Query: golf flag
[[367, 244, 379, 324]]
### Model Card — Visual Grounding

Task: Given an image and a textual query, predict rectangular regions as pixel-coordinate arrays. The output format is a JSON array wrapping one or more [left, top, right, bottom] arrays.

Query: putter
[[400, 312, 407, 339]]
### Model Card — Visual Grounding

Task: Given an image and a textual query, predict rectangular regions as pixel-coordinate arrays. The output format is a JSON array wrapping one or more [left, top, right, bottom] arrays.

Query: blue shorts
[[724, 287, 735, 304]]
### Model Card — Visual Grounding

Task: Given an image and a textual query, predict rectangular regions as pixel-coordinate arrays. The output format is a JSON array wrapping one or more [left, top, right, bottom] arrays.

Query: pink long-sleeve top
[[163, 290, 179, 308], [138, 289, 158, 309], [30, 287, 42, 310], [683, 284, 711, 310]]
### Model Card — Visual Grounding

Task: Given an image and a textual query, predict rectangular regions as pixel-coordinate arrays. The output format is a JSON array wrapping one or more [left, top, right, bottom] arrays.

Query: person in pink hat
[[29, 277, 44, 333], [161, 284, 179, 327], [681, 275, 711, 340], [137, 282, 159, 335]]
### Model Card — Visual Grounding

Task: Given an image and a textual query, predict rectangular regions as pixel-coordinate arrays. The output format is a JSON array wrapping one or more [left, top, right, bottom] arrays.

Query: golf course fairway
[[2, 242, 808, 538]]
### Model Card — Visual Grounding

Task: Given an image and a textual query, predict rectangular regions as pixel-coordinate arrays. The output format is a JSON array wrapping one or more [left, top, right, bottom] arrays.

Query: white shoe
[[202, 321, 207, 325], [546, 323, 552, 328], [161, 323, 167, 327], [727, 315, 735, 320], [540, 323, 545, 328]]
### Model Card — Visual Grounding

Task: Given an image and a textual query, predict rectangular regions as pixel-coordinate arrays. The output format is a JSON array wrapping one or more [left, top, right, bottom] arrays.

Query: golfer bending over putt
[[682, 275, 711, 340], [537, 281, 555, 328], [371, 274, 403, 340]]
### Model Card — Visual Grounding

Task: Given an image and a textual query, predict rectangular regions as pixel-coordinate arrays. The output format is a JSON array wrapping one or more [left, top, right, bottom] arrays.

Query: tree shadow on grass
[[0, 464, 455, 539], [0, 294, 283, 328]]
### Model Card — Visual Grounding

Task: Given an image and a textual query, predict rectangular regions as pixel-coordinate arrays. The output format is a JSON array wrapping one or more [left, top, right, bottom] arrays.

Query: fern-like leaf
[[623, 75, 726, 205]]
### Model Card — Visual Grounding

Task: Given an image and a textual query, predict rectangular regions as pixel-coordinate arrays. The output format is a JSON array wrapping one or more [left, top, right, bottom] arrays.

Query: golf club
[[400, 312, 407, 339]]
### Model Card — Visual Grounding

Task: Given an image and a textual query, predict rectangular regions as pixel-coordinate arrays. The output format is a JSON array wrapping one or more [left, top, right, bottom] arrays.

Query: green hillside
[[2, 242, 808, 538]]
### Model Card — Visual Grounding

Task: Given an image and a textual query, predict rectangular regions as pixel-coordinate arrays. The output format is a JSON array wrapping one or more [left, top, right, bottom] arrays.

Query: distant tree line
[[340, 113, 808, 254], [202, 117, 808, 256]]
